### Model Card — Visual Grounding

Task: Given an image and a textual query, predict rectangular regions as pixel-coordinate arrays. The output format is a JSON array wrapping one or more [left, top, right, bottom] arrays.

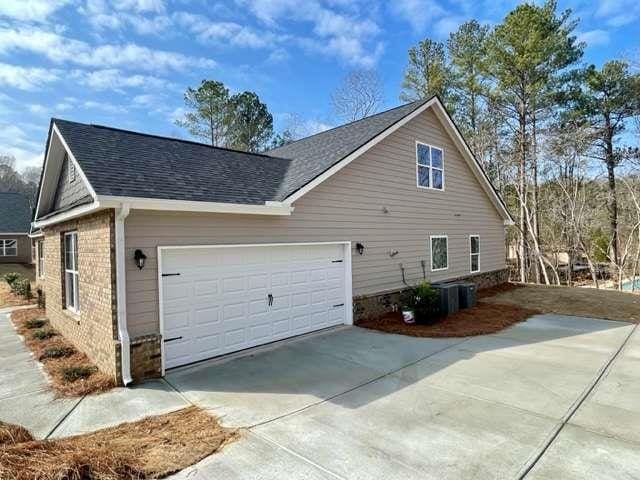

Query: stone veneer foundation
[[353, 268, 510, 322]]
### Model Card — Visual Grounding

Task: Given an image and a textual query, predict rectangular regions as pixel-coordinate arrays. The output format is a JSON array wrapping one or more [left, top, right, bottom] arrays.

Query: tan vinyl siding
[[124, 107, 507, 337]]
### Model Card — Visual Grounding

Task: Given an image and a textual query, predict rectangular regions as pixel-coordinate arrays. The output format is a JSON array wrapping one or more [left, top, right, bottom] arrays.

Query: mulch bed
[[358, 300, 540, 337], [10, 308, 115, 397], [0, 406, 238, 480]]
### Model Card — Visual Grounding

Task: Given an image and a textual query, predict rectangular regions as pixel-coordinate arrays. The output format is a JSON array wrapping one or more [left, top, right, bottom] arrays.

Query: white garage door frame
[[157, 241, 353, 375]]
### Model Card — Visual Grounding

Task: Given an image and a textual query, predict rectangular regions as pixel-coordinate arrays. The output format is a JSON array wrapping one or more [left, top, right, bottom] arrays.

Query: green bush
[[61, 365, 97, 382], [25, 318, 47, 329], [40, 345, 75, 360], [400, 281, 440, 323], [4, 272, 20, 288], [13, 278, 32, 299], [32, 328, 57, 340]]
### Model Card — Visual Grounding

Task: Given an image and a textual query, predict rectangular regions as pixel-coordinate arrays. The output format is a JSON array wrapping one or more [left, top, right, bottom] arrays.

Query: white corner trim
[[283, 97, 439, 205], [32, 201, 103, 229], [98, 196, 293, 215], [115, 203, 132, 386]]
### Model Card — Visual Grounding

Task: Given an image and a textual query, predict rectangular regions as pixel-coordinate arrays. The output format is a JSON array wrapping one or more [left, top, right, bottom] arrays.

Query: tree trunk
[[518, 104, 528, 283], [531, 112, 541, 284], [604, 114, 619, 281]]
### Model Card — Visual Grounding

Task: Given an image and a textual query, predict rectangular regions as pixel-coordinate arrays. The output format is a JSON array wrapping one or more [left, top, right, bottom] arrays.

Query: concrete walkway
[[1, 309, 639, 479]]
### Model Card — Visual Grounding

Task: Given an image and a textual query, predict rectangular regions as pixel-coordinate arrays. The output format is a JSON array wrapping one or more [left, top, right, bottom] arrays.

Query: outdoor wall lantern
[[134, 249, 147, 270], [356, 243, 365, 255]]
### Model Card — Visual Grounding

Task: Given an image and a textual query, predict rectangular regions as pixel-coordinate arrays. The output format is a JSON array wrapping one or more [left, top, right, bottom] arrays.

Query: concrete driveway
[[166, 314, 639, 480], [2, 309, 639, 478]]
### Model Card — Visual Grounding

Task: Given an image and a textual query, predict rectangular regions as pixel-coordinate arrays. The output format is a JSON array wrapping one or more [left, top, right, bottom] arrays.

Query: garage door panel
[[161, 243, 349, 369]]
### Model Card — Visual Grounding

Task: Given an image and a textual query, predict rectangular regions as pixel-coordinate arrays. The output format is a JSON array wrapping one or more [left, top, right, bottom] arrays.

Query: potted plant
[[399, 287, 417, 324]]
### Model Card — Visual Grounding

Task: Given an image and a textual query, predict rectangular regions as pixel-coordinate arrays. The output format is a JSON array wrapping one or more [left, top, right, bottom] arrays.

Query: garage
[[159, 242, 352, 370]]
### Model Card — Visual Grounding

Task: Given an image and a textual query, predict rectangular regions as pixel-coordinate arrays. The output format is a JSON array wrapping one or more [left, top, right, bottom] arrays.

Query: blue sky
[[0, 0, 638, 172]]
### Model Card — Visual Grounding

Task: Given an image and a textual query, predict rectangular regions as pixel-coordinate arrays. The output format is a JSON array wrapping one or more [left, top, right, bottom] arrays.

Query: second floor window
[[416, 142, 444, 190]]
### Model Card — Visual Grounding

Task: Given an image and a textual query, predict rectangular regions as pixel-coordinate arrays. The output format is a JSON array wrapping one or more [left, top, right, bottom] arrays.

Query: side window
[[470, 235, 480, 273], [0, 239, 17, 256], [416, 142, 444, 190], [37, 240, 45, 278], [64, 232, 79, 312], [430, 235, 448, 271]]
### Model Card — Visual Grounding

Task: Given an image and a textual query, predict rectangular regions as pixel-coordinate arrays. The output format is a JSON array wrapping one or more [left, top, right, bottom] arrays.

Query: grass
[[0, 406, 238, 480], [359, 298, 540, 337], [11, 308, 115, 397], [482, 283, 640, 323], [25, 318, 47, 329]]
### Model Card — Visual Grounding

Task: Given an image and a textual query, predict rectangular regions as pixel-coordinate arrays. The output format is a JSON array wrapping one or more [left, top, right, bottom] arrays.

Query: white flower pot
[[402, 310, 415, 324]]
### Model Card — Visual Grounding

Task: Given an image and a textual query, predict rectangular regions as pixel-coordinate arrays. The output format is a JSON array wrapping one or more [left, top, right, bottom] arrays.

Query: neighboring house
[[32, 96, 513, 385], [0, 192, 33, 264]]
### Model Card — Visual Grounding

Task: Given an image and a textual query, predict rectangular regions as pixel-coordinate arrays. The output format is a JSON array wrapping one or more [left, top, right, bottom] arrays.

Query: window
[[430, 235, 448, 271], [0, 239, 17, 257], [416, 142, 444, 190], [68, 158, 76, 183], [37, 240, 44, 278], [64, 232, 79, 312], [470, 235, 480, 273]]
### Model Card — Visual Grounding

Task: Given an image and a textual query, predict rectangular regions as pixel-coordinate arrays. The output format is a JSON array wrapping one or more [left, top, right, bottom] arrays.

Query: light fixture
[[356, 242, 365, 255], [134, 249, 147, 270]]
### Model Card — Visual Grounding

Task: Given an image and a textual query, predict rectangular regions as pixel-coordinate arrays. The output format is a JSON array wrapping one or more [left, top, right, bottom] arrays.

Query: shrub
[[3, 272, 20, 288], [13, 278, 32, 299], [40, 345, 75, 360], [61, 365, 97, 382], [32, 328, 57, 340], [400, 281, 440, 323], [25, 318, 47, 329]]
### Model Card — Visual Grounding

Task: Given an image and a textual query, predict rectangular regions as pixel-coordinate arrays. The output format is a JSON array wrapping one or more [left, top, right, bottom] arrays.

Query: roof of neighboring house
[[0, 193, 32, 233], [50, 98, 430, 205]]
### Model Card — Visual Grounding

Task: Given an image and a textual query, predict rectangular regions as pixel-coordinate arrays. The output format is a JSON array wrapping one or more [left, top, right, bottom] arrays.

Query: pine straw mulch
[[358, 288, 540, 338], [10, 308, 115, 397], [0, 283, 36, 308], [0, 406, 239, 480]]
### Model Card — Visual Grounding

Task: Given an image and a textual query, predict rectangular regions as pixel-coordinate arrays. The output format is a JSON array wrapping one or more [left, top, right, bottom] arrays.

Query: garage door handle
[[162, 273, 181, 277], [164, 336, 183, 343], [333, 303, 344, 308], [267, 294, 273, 306]]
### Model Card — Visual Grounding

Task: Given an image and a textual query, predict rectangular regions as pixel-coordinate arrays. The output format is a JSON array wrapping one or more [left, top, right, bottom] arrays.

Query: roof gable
[[0, 193, 32, 232]]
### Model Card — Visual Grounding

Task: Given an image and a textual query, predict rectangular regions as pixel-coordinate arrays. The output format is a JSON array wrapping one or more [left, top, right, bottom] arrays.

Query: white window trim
[[470, 234, 480, 273], [64, 232, 79, 313], [416, 141, 445, 191], [0, 239, 17, 257], [430, 235, 449, 272], [37, 240, 45, 278]]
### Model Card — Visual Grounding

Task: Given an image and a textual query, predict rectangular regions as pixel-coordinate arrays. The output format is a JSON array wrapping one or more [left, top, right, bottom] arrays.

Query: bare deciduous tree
[[331, 69, 384, 123]]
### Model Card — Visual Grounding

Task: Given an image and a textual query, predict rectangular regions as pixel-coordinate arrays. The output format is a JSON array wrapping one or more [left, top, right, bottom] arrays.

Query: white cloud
[[390, 0, 446, 33], [596, 0, 640, 27], [0, 63, 59, 90], [237, 0, 383, 66], [174, 12, 279, 48], [0, 27, 216, 72], [434, 16, 465, 37], [0, 0, 70, 22], [74, 68, 171, 91], [82, 100, 128, 114], [576, 29, 611, 47], [0, 124, 44, 170]]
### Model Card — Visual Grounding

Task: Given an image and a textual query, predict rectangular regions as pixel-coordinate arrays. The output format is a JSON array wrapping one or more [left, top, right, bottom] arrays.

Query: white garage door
[[160, 243, 350, 369]]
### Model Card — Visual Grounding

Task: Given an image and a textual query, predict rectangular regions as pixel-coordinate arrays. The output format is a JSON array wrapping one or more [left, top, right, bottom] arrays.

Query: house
[[0, 192, 33, 264], [32, 96, 513, 385]]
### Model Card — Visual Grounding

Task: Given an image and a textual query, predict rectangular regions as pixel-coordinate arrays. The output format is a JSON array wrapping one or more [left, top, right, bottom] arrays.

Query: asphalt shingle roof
[[52, 98, 430, 205], [0, 193, 32, 232]]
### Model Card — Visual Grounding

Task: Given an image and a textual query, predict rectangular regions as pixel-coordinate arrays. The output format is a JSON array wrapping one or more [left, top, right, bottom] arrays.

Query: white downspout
[[115, 203, 132, 386]]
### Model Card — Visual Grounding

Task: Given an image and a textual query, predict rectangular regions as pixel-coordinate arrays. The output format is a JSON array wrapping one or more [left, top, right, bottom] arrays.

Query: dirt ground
[[0, 406, 238, 480], [482, 283, 640, 323]]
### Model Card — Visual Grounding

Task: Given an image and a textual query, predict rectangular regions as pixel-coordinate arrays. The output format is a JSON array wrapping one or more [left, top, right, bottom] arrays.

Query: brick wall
[[129, 334, 162, 382], [42, 209, 120, 382]]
